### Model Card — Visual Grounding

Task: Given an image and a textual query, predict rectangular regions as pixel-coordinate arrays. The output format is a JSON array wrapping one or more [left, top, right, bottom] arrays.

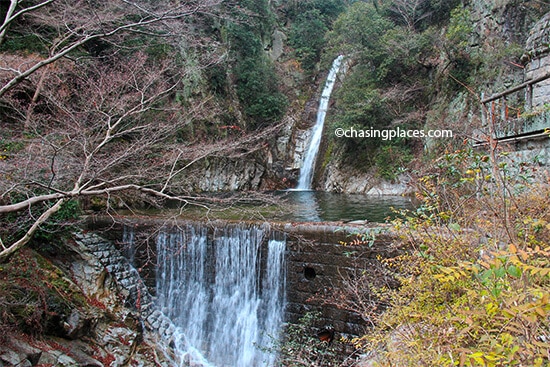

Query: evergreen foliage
[[226, 3, 288, 128], [288, 9, 328, 71], [284, 0, 346, 71], [322, 0, 541, 177]]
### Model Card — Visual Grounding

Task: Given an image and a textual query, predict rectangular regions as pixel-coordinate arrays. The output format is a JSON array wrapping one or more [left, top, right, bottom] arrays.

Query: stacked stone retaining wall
[[73, 232, 178, 344]]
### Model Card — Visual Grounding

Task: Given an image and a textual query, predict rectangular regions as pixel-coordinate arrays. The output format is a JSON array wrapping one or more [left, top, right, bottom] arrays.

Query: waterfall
[[155, 223, 286, 367], [296, 55, 344, 190], [122, 225, 135, 264]]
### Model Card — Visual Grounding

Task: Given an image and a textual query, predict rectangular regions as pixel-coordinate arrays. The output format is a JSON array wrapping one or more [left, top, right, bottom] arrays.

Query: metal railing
[[481, 72, 550, 126], [475, 72, 550, 146]]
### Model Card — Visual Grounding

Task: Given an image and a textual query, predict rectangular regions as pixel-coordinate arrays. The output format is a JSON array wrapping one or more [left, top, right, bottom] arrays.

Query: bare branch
[[0, 198, 64, 261], [390, 0, 430, 30], [0, 0, 56, 45], [0, 193, 66, 213], [0, 0, 274, 262], [0, 0, 222, 97]]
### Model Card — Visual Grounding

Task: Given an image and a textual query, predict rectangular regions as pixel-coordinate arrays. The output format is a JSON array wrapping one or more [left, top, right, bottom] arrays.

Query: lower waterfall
[[155, 223, 286, 367]]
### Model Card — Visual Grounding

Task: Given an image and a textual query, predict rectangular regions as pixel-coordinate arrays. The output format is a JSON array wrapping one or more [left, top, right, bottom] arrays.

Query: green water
[[120, 192, 415, 223], [274, 191, 415, 223]]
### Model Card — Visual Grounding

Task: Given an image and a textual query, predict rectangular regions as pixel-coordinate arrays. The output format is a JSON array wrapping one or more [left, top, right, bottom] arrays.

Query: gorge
[[2, 1, 550, 366]]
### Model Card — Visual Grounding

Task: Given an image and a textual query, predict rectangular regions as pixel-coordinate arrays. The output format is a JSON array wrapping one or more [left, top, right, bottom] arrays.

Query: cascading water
[[155, 223, 286, 367], [122, 226, 135, 264], [296, 55, 344, 190]]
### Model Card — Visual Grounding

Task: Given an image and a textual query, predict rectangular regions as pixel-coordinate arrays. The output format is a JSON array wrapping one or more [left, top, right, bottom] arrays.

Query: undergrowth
[[0, 247, 86, 341], [346, 147, 550, 366], [268, 311, 345, 367]]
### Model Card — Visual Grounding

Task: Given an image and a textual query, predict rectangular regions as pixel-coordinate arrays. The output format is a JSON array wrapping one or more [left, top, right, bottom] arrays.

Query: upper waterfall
[[296, 55, 344, 190]]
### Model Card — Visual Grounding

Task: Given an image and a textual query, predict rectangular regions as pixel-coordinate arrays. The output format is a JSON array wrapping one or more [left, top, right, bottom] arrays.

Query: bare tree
[[389, 0, 430, 31], [0, 0, 283, 261], [0, 0, 225, 98], [0, 51, 284, 260]]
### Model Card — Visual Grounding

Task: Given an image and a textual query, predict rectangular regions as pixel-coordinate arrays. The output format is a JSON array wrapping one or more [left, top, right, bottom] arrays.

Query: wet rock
[[0, 337, 42, 367]]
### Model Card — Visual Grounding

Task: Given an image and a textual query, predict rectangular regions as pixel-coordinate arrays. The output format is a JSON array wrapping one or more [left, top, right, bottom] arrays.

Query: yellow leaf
[[519, 250, 529, 261], [479, 260, 491, 269], [509, 244, 517, 253], [535, 307, 546, 317], [468, 351, 485, 365], [484, 354, 500, 361]]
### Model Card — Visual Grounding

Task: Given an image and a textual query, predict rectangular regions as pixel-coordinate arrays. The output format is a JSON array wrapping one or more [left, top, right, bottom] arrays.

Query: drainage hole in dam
[[304, 266, 316, 280]]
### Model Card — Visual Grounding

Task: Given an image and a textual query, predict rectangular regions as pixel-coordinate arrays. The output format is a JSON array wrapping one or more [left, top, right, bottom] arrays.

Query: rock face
[[269, 29, 287, 61], [184, 157, 266, 192], [0, 234, 177, 367], [322, 163, 373, 194], [289, 129, 311, 171], [295, 4, 550, 194]]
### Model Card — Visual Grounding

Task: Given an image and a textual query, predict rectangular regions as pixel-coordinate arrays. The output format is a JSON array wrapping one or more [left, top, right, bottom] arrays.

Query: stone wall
[[0, 232, 179, 367], [73, 232, 178, 343], [280, 223, 399, 336], [524, 12, 550, 108]]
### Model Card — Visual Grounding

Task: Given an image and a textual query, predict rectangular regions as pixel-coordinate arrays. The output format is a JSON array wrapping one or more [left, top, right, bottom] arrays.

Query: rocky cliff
[[0, 234, 176, 367], [191, 2, 550, 195]]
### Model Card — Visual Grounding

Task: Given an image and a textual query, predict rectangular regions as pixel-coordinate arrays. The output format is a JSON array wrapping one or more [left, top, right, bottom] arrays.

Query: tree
[[0, 0, 54, 46], [0, 0, 283, 261], [327, 1, 393, 61], [226, 11, 288, 128], [388, 0, 430, 31], [288, 9, 328, 71], [0, 0, 229, 97]]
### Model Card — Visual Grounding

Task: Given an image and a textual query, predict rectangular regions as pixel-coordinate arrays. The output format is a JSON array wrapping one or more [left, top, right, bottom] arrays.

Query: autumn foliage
[[342, 147, 550, 366]]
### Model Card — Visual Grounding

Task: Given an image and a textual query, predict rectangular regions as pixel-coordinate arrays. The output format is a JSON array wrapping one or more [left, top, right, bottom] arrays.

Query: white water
[[155, 223, 286, 367], [296, 55, 344, 190]]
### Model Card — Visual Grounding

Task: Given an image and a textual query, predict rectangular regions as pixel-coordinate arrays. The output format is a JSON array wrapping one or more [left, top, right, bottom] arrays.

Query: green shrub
[[0, 33, 46, 54], [233, 55, 288, 127], [288, 10, 328, 71], [375, 144, 413, 180], [31, 200, 81, 244], [266, 311, 343, 366]]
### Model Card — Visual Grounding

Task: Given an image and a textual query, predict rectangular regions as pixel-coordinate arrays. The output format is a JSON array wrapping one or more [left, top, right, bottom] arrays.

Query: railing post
[[481, 92, 486, 126], [526, 83, 533, 111], [501, 96, 507, 121]]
